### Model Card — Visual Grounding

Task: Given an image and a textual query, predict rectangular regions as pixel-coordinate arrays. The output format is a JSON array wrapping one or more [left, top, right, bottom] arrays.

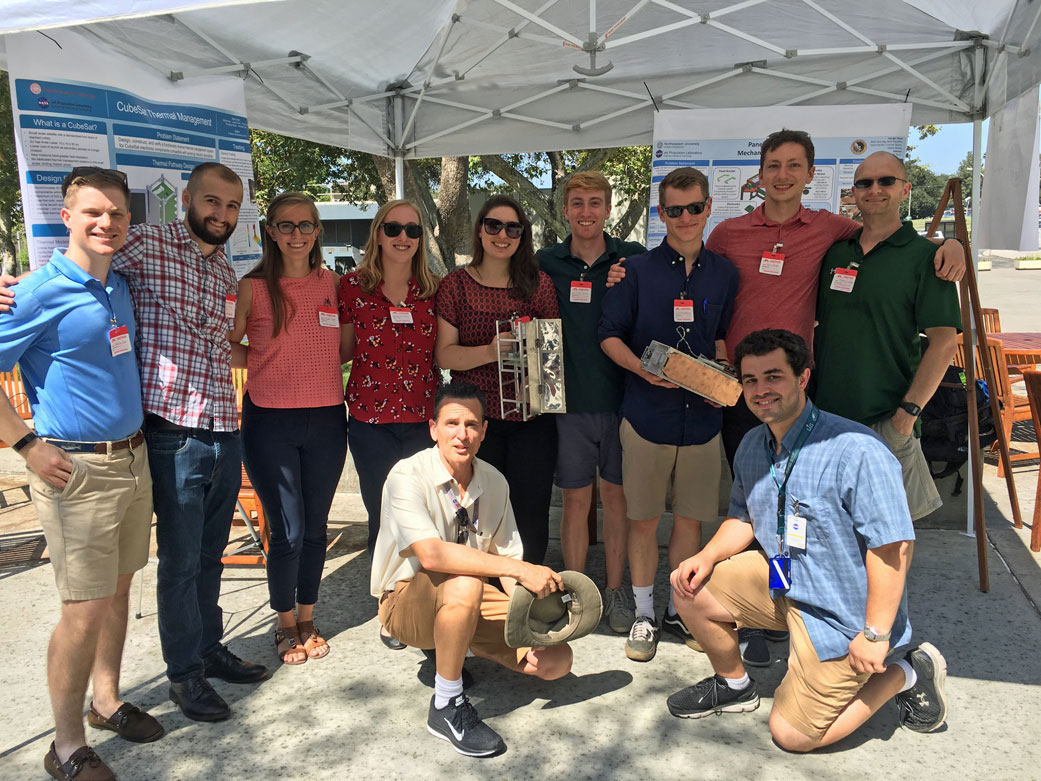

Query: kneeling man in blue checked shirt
[[666, 328, 948, 751]]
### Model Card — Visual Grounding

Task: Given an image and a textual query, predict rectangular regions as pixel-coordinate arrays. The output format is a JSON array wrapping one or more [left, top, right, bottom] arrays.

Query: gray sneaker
[[602, 587, 635, 634], [625, 615, 661, 662]]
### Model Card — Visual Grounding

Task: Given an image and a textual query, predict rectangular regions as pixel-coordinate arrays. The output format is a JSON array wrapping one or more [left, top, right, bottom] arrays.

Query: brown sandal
[[297, 620, 330, 659], [275, 625, 307, 665]]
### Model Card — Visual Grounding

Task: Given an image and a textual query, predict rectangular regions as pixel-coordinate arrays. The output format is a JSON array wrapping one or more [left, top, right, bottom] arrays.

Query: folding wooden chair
[[0, 366, 34, 446], [980, 307, 1002, 335], [222, 464, 269, 566], [1021, 369, 1041, 553]]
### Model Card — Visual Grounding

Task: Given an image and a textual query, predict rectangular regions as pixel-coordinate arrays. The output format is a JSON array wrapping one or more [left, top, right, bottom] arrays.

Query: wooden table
[[991, 332, 1041, 368]]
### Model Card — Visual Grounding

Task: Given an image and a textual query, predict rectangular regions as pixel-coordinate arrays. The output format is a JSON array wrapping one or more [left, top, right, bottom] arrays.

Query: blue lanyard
[[767, 404, 819, 553]]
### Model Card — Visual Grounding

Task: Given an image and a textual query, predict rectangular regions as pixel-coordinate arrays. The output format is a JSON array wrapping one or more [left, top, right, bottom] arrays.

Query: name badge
[[830, 268, 858, 293], [569, 280, 592, 303], [225, 294, 236, 318], [759, 251, 785, 276], [786, 513, 807, 549], [673, 299, 694, 322], [390, 307, 413, 324], [109, 325, 131, 357], [318, 306, 339, 327]]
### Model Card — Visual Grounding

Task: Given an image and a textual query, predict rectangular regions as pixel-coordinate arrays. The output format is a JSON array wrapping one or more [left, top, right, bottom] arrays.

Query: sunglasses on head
[[852, 175, 907, 190], [661, 201, 708, 218], [61, 166, 128, 196], [455, 507, 471, 545], [382, 221, 423, 239], [482, 217, 524, 239], [273, 220, 317, 235]]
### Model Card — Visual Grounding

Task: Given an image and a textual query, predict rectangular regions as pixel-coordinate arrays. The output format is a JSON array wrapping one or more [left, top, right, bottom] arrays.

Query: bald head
[[854, 151, 906, 181]]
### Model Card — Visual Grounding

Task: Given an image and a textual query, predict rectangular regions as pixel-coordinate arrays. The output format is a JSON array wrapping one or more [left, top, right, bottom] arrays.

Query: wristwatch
[[898, 400, 922, 417], [12, 431, 38, 453], [862, 625, 891, 643]]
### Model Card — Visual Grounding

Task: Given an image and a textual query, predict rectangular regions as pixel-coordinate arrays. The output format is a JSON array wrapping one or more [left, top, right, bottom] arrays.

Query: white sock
[[667, 590, 676, 616], [894, 659, 917, 692], [723, 673, 750, 690], [632, 585, 655, 619], [434, 673, 464, 709]]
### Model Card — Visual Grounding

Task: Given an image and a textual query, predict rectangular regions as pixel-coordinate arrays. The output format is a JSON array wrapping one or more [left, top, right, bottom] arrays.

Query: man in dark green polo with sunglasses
[[814, 151, 961, 521]]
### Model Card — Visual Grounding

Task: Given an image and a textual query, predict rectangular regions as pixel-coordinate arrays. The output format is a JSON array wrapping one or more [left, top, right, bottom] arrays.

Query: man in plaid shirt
[[113, 162, 268, 722]]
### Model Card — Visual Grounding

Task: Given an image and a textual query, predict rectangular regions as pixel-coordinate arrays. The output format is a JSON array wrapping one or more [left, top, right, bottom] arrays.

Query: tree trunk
[[612, 196, 649, 244], [435, 156, 470, 269]]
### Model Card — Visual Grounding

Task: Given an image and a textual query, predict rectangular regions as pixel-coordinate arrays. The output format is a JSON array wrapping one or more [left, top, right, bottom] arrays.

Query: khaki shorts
[[378, 570, 529, 670], [704, 550, 871, 740], [29, 442, 153, 602], [619, 418, 721, 522], [871, 418, 942, 521]]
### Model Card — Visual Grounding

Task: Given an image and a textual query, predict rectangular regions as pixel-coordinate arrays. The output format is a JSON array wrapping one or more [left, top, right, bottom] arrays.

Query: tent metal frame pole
[[967, 114, 983, 540], [393, 93, 406, 200]]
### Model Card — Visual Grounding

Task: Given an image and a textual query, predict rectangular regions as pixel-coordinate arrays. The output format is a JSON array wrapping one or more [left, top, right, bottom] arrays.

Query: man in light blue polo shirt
[[666, 329, 948, 751], [0, 169, 161, 781]]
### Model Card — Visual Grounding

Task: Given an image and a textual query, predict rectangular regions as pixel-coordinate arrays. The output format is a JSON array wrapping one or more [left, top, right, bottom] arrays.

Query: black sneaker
[[661, 610, 703, 652], [738, 628, 771, 667], [895, 642, 948, 733], [667, 674, 760, 719], [764, 629, 790, 643], [426, 694, 504, 757]]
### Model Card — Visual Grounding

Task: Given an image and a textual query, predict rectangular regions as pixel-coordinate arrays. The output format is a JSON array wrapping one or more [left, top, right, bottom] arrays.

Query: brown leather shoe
[[88, 701, 165, 743], [44, 743, 115, 780]]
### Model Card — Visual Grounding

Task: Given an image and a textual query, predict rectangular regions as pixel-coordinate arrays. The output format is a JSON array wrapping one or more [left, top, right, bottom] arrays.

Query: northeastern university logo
[[29, 82, 42, 95]]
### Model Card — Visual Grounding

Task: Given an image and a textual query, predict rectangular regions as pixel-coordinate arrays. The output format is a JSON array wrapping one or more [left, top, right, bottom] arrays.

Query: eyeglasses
[[482, 218, 524, 239], [382, 222, 423, 239], [61, 167, 128, 196], [661, 201, 708, 218], [455, 507, 471, 545], [273, 220, 318, 235], [852, 176, 907, 190]]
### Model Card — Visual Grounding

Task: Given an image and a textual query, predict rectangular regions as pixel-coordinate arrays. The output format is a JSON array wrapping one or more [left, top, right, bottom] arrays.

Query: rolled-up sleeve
[[598, 268, 637, 344]]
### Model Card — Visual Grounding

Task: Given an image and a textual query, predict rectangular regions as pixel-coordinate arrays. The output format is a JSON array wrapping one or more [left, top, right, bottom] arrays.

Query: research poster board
[[6, 28, 262, 277], [648, 105, 913, 248]]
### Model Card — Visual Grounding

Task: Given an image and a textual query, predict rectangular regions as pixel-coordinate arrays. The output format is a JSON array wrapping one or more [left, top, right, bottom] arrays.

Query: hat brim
[[504, 570, 603, 648]]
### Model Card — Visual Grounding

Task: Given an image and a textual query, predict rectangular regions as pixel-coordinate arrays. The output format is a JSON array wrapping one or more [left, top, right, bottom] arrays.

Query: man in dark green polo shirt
[[814, 151, 960, 520], [537, 171, 645, 633]]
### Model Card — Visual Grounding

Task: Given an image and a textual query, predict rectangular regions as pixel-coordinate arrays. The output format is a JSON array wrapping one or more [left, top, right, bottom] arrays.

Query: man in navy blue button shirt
[[599, 167, 738, 662]]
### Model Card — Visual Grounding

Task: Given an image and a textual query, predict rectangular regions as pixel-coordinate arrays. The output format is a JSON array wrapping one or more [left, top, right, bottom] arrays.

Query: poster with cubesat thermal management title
[[648, 104, 913, 248], [6, 28, 262, 277]]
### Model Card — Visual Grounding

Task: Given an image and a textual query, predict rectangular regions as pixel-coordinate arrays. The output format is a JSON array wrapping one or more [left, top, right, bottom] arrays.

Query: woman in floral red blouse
[[434, 195, 560, 564], [338, 200, 439, 575]]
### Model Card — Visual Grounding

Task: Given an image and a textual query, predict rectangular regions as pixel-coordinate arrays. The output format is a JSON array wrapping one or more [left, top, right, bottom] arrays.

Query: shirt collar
[[749, 203, 814, 228], [48, 249, 99, 287], [768, 399, 818, 455], [426, 445, 485, 507], [553, 232, 621, 265]]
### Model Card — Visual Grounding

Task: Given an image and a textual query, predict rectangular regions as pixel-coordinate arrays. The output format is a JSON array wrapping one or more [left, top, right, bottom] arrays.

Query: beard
[[186, 201, 236, 245]]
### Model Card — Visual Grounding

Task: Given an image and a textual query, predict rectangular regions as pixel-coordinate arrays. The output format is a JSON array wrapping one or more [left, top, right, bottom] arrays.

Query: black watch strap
[[12, 431, 38, 453], [898, 400, 922, 417]]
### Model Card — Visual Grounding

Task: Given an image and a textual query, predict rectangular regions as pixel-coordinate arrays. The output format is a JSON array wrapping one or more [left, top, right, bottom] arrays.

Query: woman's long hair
[[248, 192, 324, 337], [356, 199, 439, 300], [470, 194, 538, 300]]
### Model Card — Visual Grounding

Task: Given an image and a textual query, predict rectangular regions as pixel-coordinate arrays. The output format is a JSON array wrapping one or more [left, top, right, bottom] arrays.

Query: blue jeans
[[347, 417, 431, 557], [242, 396, 347, 613], [148, 426, 242, 683]]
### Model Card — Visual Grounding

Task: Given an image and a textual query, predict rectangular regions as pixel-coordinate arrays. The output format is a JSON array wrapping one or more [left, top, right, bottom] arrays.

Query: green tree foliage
[[0, 72, 23, 274]]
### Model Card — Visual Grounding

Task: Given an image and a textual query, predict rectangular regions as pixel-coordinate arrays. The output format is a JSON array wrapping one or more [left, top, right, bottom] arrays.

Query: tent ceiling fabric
[[2, 0, 1040, 158]]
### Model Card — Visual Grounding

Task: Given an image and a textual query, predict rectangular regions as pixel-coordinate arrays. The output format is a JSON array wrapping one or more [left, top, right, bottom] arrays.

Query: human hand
[[890, 409, 916, 438], [846, 632, 889, 674], [636, 366, 679, 389], [487, 332, 514, 363], [605, 258, 627, 288], [24, 440, 75, 489], [935, 239, 966, 281], [0, 273, 18, 313], [670, 553, 714, 600], [517, 564, 564, 598]]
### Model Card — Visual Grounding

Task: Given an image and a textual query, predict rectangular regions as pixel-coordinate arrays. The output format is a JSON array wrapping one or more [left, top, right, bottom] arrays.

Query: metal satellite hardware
[[497, 318, 566, 420], [640, 340, 742, 407]]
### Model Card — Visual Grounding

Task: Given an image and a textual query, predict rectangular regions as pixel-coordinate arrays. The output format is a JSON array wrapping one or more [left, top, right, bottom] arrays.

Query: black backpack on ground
[[920, 365, 998, 496]]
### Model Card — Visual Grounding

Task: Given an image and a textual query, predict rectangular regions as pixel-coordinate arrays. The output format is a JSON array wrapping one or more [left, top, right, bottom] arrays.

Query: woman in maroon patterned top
[[435, 195, 560, 564], [338, 199, 439, 648]]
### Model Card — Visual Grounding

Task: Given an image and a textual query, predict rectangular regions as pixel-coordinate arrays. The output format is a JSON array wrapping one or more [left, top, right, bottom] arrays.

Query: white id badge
[[389, 307, 414, 324], [829, 268, 857, 293], [318, 306, 338, 327], [759, 251, 784, 276], [786, 513, 807, 550], [673, 299, 694, 322], [109, 325, 131, 357], [225, 294, 236, 318], [569, 280, 592, 303]]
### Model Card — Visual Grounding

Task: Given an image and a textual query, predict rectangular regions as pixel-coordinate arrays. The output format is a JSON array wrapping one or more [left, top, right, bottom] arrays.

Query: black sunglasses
[[274, 220, 318, 235], [482, 217, 524, 239], [61, 167, 128, 196], [455, 507, 471, 545], [852, 175, 907, 190], [382, 222, 423, 239], [661, 201, 708, 218]]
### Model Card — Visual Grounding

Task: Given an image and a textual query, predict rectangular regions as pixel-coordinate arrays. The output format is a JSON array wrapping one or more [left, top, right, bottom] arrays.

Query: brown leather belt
[[44, 430, 145, 454]]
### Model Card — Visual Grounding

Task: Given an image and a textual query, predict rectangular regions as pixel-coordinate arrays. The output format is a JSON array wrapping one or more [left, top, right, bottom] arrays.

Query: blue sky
[[912, 121, 989, 174]]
